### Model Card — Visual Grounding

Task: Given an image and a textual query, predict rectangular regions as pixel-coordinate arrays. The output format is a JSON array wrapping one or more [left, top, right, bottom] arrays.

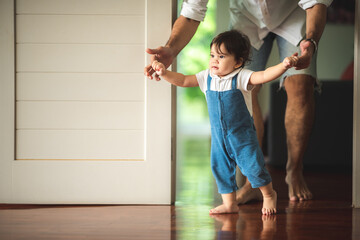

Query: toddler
[[147, 30, 298, 215]]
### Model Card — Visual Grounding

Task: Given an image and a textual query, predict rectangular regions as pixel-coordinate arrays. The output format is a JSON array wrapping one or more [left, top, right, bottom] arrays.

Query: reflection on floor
[[0, 136, 359, 239], [175, 135, 359, 240]]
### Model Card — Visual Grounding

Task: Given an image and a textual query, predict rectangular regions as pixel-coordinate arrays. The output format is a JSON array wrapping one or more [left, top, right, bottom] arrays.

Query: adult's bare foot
[[236, 181, 262, 204], [285, 170, 312, 201]]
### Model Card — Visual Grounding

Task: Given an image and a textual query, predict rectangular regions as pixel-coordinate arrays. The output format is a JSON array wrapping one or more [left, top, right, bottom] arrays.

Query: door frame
[[353, 0, 360, 208], [0, 0, 16, 203]]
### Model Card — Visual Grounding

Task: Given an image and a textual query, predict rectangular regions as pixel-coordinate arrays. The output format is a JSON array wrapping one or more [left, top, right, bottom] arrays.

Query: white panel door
[[0, 0, 175, 204]]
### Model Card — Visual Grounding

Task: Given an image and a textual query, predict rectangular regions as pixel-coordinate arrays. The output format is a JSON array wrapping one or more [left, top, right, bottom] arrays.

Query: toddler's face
[[209, 44, 242, 78]]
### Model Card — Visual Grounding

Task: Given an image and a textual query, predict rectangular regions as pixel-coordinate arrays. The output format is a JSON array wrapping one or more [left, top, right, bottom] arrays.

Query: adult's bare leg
[[283, 74, 315, 201], [252, 85, 264, 149], [236, 85, 263, 204]]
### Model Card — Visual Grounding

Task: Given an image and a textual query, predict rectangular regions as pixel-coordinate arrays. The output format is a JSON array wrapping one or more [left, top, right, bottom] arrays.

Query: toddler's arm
[[151, 61, 199, 88], [249, 53, 299, 85]]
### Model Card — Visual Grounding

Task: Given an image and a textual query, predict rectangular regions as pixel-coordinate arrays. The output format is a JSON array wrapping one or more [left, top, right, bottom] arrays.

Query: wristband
[[305, 38, 318, 53]]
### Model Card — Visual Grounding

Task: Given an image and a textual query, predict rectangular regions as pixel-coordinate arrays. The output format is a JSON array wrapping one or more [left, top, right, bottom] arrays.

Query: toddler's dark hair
[[210, 30, 251, 68]]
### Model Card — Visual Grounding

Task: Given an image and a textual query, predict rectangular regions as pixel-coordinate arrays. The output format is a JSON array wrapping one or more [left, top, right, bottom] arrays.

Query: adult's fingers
[[146, 47, 161, 56], [144, 64, 154, 79]]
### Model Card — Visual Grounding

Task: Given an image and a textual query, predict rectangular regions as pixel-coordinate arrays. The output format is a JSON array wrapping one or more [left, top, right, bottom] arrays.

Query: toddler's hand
[[283, 53, 299, 69], [151, 60, 166, 78]]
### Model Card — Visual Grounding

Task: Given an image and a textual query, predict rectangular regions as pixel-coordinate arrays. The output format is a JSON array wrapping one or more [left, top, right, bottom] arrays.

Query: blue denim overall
[[206, 73, 271, 194]]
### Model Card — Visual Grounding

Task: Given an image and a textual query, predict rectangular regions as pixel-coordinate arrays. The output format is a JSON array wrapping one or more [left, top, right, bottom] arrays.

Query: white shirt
[[180, 0, 333, 49], [196, 68, 255, 115]]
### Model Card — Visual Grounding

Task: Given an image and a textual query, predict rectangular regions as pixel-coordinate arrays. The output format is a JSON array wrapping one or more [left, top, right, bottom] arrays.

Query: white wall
[[317, 24, 354, 80]]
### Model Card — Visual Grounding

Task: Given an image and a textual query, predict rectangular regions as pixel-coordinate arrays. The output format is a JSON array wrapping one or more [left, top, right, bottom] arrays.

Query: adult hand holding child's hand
[[144, 47, 174, 81], [283, 53, 299, 69], [151, 60, 166, 77]]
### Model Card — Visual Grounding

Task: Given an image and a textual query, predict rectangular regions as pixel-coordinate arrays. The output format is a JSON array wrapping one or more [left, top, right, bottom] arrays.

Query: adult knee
[[284, 75, 315, 105]]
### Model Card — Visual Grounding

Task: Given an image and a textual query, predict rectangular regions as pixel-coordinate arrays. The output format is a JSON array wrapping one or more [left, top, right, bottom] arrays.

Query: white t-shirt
[[196, 68, 255, 115], [180, 0, 333, 49]]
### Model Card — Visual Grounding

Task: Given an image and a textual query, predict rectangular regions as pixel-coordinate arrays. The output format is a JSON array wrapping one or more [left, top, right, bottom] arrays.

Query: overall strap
[[207, 74, 212, 91], [231, 74, 238, 90]]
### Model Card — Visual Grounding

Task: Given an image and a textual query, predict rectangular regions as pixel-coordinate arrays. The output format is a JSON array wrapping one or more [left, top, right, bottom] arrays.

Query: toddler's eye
[[220, 55, 225, 59], [210, 54, 214, 58]]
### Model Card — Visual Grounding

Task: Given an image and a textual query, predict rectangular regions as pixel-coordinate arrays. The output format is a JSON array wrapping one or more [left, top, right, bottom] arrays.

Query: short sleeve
[[180, 0, 208, 22], [237, 68, 254, 92], [298, 0, 333, 10], [195, 69, 209, 93]]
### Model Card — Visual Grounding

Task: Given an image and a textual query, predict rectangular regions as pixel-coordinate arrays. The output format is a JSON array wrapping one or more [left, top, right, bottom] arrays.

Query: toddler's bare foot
[[209, 204, 239, 215], [236, 185, 262, 204], [286, 170, 312, 201], [262, 190, 277, 215]]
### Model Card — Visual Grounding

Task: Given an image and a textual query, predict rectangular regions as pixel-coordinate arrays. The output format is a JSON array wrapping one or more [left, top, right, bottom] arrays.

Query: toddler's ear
[[235, 58, 244, 69]]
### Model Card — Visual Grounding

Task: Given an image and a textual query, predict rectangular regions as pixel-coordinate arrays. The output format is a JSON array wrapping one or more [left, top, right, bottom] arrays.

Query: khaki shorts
[[244, 32, 319, 90]]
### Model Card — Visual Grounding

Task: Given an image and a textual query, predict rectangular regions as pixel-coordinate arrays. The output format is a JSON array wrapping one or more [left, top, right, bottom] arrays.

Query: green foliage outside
[[177, 0, 217, 122], [175, 3, 218, 237]]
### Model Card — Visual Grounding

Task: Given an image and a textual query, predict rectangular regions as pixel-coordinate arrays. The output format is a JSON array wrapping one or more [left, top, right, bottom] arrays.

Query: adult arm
[[144, 0, 209, 80], [296, 1, 332, 69], [144, 16, 200, 80]]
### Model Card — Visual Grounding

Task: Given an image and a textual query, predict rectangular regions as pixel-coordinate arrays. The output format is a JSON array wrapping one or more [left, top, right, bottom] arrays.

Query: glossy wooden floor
[[0, 135, 359, 240], [0, 167, 359, 240]]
